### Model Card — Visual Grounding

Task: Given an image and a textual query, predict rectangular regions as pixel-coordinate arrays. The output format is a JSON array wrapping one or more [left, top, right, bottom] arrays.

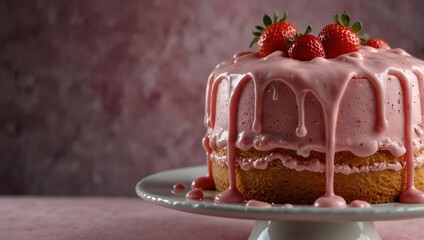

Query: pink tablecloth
[[1, 197, 424, 240]]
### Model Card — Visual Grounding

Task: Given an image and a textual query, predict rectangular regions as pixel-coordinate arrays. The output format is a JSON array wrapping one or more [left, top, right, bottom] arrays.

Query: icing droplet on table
[[215, 188, 244, 203], [314, 195, 346, 208], [186, 188, 204, 201], [282, 204, 294, 208], [350, 200, 371, 208], [400, 187, 424, 203], [173, 183, 185, 191], [246, 200, 272, 208], [191, 176, 215, 190]]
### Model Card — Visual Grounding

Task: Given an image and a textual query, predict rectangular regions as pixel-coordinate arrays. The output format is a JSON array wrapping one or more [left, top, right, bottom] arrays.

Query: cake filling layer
[[211, 151, 424, 175]]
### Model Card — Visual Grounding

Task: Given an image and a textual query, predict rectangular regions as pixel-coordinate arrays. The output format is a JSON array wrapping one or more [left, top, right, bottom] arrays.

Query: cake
[[191, 12, 424, 207]]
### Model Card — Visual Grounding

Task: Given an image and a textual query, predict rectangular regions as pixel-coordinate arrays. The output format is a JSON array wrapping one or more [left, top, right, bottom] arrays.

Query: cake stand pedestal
[[248, 220, 380, 240], [136, 166, 424, 240]]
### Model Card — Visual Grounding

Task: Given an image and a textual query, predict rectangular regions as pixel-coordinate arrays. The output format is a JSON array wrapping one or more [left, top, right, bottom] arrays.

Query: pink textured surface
[[0, 197, 253, 240], [1, 0, 424, 195], [1, 197, 424, 240]]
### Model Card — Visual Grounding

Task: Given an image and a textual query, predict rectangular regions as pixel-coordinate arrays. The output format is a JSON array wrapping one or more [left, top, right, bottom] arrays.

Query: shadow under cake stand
[[136, 166, 424, 240]]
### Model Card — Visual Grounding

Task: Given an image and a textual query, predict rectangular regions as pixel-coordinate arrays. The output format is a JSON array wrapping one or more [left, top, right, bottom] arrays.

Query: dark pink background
[[1, 0, 424, 195]]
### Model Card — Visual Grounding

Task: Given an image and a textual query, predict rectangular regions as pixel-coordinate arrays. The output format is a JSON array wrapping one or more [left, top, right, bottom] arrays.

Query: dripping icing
[[204, 47, 424, 205]]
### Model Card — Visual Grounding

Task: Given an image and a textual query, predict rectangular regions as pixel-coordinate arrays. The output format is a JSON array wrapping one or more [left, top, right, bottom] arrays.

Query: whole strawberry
[[318, 11, 362, 59], [288, 26, 326, 61], [365, 38, 390, 49], [250, 12, 298, 57]]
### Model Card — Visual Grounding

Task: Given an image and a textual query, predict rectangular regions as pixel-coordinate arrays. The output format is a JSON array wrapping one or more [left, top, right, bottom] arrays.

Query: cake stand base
[[248, 220, 380, 240], [137, 166, 424, 240]]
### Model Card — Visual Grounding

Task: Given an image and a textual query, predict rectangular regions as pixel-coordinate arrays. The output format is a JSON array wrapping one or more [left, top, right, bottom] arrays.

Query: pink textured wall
[[1, 0, 424, 195]]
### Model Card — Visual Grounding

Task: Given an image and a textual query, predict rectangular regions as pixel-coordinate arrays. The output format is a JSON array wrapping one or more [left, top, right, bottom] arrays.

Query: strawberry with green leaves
[[365, 38, 391, 49], [250, 12, 298, 57], [318, 11, 362, 59], [288, 26, 326, 61]]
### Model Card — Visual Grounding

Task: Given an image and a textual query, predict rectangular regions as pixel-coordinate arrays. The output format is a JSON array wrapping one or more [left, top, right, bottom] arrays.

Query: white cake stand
[[136, 166, 424, 240]]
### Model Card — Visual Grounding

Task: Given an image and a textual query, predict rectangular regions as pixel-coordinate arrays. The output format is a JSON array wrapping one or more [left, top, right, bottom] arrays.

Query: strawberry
[[365, 38, 390, 49], [288, 26, 325, 61], [318, 11, 362, 59], [250, 12, 298, 57]]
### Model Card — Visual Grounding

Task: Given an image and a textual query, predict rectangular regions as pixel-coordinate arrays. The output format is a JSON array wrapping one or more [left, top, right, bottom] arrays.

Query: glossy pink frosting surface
[[200, 46, 424, 206], [206, 47, 424, 158]]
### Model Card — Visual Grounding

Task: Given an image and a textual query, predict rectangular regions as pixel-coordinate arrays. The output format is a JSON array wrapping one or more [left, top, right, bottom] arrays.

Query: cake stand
[[136, 166, 424, 240]]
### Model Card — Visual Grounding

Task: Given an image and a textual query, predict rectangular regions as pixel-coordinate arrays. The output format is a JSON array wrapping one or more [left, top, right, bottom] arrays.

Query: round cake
[[192, 12, 424, 207]]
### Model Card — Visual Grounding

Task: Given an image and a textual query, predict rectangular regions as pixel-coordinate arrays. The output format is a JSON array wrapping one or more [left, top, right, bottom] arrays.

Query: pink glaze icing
[[350, 200, 372, 208], [246, 200, 273, 208], [173, 183, 185, 191], [210, 151, 424, 174], [200, 46, 424, 206], [186, 188, 204, 201], [191, 135, 215, 190]]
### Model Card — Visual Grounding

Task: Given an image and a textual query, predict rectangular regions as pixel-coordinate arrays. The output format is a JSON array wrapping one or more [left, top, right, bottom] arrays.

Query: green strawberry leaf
[[279, 11, 287, 22], [304, 25, 312, 35], [333, 13, 341, 25], [352, 21, 362, 34], [360, 33, 370, 43], [273, 11, 279, 23], [249, 36, 259, 48], [341, 11, 350, 27], [263, 14, 272, 26], [252, 31, 261, 37]]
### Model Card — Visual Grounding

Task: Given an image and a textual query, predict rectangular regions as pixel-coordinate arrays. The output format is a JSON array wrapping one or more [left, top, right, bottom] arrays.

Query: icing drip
[[395, 69, 424, 203], [215, 76, 251, 203], [315, 77, 348, 207], [271, 84, 279, 101], [252, 78, 265, 134], [204, 47, 424, 205], [295, 91, 308, 137], [314, 195, 346, 208], [191, 135, 215, 190]]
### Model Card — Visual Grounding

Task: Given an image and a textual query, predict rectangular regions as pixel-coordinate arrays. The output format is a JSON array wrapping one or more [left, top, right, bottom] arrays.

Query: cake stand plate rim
[[135, 165, 424, 222]]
